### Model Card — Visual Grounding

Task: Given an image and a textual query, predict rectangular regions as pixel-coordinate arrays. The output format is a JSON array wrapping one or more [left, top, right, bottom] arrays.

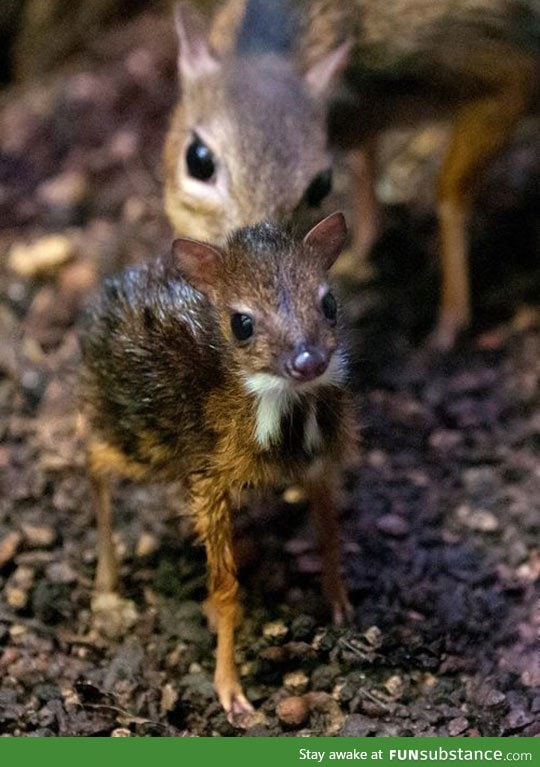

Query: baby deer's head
[[164, 3, 349, 244], [171, 211, 348, 399]]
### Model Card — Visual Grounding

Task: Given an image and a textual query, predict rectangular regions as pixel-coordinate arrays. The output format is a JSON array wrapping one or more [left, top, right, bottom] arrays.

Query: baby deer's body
[[80, 213, 355, 715], [164, 0, 538, 348]]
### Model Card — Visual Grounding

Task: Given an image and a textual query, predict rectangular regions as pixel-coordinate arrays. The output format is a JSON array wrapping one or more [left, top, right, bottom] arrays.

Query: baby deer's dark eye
[[231, 313, 254, 341], [321, 291, 337, 322], [304, 169, 333, 207], [186, 135, 216, 181]]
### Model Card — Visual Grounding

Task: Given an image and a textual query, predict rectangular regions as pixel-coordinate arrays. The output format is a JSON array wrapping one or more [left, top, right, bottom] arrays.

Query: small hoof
[[226, 695, 255, 725], [427, 313, 469, 352], [216, 678, 254, 723]]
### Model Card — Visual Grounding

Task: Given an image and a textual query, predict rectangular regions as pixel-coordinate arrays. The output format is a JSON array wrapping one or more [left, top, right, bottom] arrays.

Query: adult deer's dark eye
[[304, 169, 332, 207], [321, 291, 337, 322], [186, 135, 216, 181], [231, 313, 254, 341]]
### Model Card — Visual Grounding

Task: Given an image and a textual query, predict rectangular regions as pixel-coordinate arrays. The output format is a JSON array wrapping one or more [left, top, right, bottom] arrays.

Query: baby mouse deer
[[79, 212, 356, 716]]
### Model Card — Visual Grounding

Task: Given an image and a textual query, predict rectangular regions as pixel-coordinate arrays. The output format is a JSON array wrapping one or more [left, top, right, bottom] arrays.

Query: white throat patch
[[243, 350, 346, 449], [244, 373, 296, 448]]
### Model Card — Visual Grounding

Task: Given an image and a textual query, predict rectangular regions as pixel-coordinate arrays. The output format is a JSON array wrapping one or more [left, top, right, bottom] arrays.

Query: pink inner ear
[[304, 40, 352, 98], [171, 237, 222, 295], [303, 211, 348, 270], [174, 2, 220, 80]]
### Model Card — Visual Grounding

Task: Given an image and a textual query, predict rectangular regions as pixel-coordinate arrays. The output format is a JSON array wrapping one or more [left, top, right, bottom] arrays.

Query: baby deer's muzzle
[[285, 345, 329, 383]]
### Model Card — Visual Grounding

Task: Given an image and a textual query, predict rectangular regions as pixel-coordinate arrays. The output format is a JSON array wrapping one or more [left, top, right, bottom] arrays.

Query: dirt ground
[[0, 13, 539, 737]]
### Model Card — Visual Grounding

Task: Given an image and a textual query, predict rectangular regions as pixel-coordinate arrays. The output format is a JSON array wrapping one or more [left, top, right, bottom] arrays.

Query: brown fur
[[80, 214, 357, 715]]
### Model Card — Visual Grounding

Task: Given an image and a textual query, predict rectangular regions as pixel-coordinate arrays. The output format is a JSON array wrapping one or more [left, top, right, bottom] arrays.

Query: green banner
[[0, 737, 537, 767]]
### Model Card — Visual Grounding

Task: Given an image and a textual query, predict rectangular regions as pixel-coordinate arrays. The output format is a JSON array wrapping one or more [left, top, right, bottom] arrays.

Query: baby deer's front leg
[[305, 466, 353, 627], [191, 477, 252, 718]]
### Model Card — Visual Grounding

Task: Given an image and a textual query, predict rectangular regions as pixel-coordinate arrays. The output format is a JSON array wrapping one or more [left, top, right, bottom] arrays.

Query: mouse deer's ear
[[303, 212, 348, 270], [171, 237, 223, 296], [208, 0, 247, 55], [174, 3, 220, 84], [303, 40, 351, 99]]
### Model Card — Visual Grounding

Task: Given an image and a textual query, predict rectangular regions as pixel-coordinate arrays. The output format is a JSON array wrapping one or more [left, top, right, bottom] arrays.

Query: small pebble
[[111, 728, 132, 737], [10, 565, 35, 589], [276, 696, 309, 728], [263, 620, 289, 641], [37, 170, 87, 210], [384, 675, 404, 698], [363, 626, 383, 647], [259, 646, 287, 663], [283, 670, 310, 695], [91, 592, 138, 639], [290, 614, 317, 640], [462, 467, 497, 495], [505, 709, 533, 731], [311, 664, 340, 692], [8, 235, 75, 277], [282, 486, 307, 505], [429, 429, 463, 451], [305, 691, 346, 735], [45, 561, 77, 583], [455, 505, 499, 532], [236, 710, 269, 730], [360, 699, 387, 718], [160, 683, 178, 715], [376, 514, 410, 537], [367, 449, 387, 467], [135, 532, 159, 558], [0, 531, 22, 567], [448, 716, 469, 735], [6, 586, 28, 609], [9, 624, 27, 639], [485, 689, 506, 707], [0, 648, 20, 669], [20, 524, 56, 548], [59, 261, 97, 296]]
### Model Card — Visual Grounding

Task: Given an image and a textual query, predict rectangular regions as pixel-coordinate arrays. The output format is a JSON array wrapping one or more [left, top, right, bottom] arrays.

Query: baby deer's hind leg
[[86, 442, 138, 638], [305, 467, 353, 627], [91, 472, 118, 594]]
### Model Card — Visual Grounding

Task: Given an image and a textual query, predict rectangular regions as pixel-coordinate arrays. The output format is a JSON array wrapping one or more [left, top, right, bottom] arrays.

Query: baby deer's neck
[[242, 351, 346, 450]]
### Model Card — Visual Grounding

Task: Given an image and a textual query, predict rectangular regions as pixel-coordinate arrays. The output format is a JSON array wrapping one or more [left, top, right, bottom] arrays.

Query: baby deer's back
[[80, 263, 222, 480]]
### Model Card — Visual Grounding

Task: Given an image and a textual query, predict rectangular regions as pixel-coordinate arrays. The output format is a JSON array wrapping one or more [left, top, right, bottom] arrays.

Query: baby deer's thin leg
[[433, 56, 534, 350], [191, 480, 252, 717], [91, 472, 118, 594], [304, 467, 353, 626]]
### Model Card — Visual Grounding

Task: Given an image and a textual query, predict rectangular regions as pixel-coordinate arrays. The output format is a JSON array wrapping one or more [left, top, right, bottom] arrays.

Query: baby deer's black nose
[[286, 346, 329, 383]]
